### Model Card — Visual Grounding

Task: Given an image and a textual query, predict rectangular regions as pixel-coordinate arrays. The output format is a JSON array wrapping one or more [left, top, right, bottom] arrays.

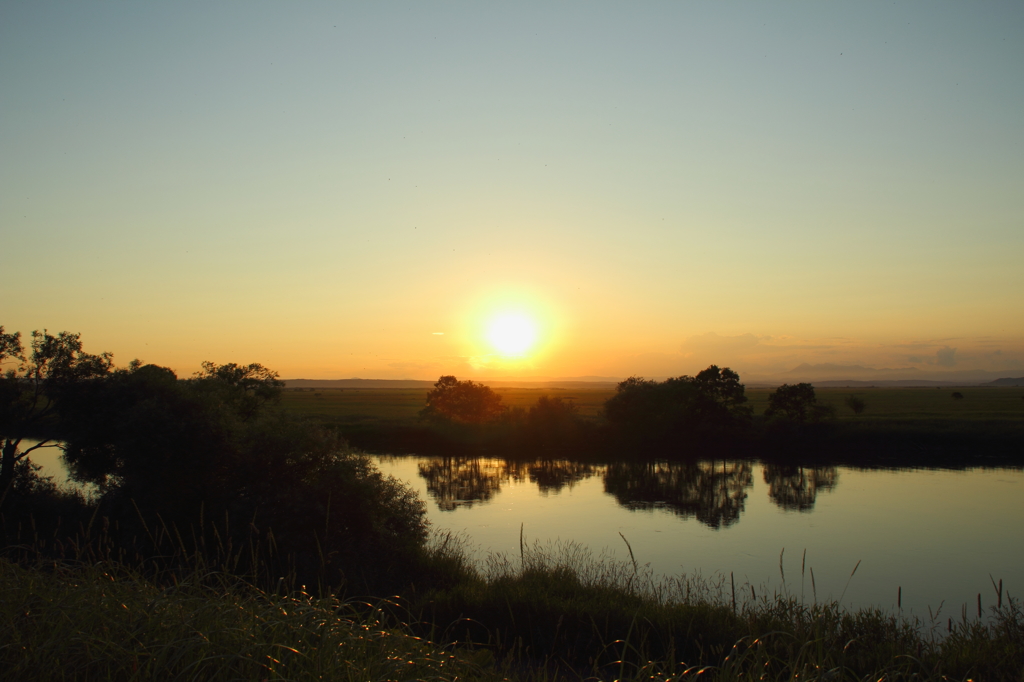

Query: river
[[23, 440, 1022, 621], [373, 454, 1023, 622]]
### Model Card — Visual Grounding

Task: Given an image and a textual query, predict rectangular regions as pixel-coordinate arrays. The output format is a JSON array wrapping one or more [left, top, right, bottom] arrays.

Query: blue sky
[[3, 2, 1022, 380]]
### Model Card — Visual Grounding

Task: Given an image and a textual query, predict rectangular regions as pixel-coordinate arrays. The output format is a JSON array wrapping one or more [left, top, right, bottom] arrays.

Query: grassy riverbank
[[281, 386, 1024, 465], [4, 537, 1021, 681], [281, 385, 1024, 425]]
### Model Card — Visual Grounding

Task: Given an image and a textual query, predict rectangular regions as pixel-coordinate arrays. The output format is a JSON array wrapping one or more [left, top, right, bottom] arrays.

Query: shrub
[[603, 366, 752, 450], [844, 394, 867, 415], [765, 383, 835, 423], [420, 376, 505, 424]]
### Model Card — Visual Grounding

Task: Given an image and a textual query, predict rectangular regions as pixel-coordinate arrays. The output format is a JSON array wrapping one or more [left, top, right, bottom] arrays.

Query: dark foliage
[[844, 393, 867, 415], [764, 383, 835, 424], [519, 395, 590, 451], [1, 328, 113, 496], [604, 460, 752, 529], [420, 375, 505, 424], [53, 361, 427, 592], [1, 326, 431, 595], [603, 365, 752, 451]]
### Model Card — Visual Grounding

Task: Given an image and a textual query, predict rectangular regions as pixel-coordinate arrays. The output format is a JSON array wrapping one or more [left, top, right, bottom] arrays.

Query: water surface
[[24, 440, 1022, 620], [374, 455, 1023, 621]]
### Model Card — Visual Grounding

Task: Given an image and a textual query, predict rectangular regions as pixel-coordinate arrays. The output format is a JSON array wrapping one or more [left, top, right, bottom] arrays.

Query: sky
[[3, 2, 1023, 382]]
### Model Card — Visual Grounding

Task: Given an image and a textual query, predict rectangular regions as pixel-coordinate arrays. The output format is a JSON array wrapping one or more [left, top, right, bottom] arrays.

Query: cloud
[[597, 333, 1024, 383], [387, 361, 443, 373], [936, 346, 957, 367], [681, 332, 763, 356]]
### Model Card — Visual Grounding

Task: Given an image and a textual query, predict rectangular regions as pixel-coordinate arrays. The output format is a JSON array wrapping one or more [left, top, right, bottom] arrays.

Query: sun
[[486, 312, 539, 357]]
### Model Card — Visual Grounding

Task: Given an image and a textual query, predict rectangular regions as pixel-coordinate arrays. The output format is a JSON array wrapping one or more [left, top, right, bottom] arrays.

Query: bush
[[420, 376, 505, 424], [844, 394, 867, 415], [522, 396, 586, 450], [765, 383, 835, 423], [7, 359, 431, 595], [603, 366, 752, 450]]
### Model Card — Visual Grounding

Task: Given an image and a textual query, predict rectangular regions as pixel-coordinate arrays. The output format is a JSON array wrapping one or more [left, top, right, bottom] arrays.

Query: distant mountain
[[283, 376, 624, 389], [285, 371, 1024, 390], [483, 380, 621, 389], [284, 379, 435, 389], [984, 377, 1024, 387], [814, 379, 971, 388], [778, 364, 1024, 385], [481, 375, 623, 388], [785, 363, 920, 380]]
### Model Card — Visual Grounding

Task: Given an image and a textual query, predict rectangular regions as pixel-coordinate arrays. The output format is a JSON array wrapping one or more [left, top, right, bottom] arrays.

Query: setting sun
[[486, 312, 539, 357]]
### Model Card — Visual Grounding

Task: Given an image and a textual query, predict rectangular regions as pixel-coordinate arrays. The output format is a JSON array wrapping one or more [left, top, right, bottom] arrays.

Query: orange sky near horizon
[[3, 3, 1023, 383]]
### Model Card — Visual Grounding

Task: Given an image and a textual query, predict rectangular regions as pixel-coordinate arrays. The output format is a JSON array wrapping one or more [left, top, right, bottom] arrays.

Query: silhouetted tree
[[602, 376, 675, 437], [190, 361, 284, 420], [55, 358, 427, 591], [764, 383, 835, 423], [603, 366, 752, 449], [60, 360, 290, 508], [844, 394, 867, 415], [952, 391, 964, 400], [523, 395, 586, 449], [689, 365, 753, 425], [0, 327, 113, 496], [420, 375, 505, 424]]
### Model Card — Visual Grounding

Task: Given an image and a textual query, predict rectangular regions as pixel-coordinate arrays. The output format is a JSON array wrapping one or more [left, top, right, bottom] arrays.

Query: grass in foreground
[[4, 538, 1022, 681], [1, 557, 491, 682]]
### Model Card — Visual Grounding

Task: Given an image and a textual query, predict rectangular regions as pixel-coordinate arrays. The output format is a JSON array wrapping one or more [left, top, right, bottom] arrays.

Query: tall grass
[[2, 529, 1021, 681], [0, 557, 495, 682], [413, 537, 1023, 680]]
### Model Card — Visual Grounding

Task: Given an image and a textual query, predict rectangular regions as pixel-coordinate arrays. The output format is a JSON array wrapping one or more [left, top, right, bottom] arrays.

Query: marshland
[[6, 3, 1024, 679], [4, 333, 1022, 681]]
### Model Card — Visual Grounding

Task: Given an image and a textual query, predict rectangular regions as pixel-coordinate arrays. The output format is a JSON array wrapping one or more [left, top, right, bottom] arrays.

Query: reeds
[[2, 527, 1021, 681], [0, 556, 493, 682]]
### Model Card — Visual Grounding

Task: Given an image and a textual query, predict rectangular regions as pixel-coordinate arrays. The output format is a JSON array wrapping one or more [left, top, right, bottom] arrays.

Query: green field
[[281, 385, 1024, 425], [281, 386, 619, 424], [750, 386, 1024, 421]]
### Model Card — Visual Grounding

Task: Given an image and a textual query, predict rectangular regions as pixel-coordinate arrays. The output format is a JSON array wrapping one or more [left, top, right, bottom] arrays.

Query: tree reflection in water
[[762, 464, 838, 511], [418, 457, 597, 511], [603, 461, 753, 529], [416, 457, 837, 520], [418, 458, 514, 511], [528, 460, 595, 494]]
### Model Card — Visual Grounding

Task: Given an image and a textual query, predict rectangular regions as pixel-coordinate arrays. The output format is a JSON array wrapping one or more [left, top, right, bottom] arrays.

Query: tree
[[527, 395, 580, 431], [764, 383, 835, 423], [60, 361, 283, 503], [689, 365, 753, 423], [603, 366, 752, 447], [58, 358, 429, 591], [420, 375, 505, 424], [1, 327, 112, 496], [844, 394, 867, 415], [190, 361, 284, 421], [522, 395, 585, 449], [602, 376, 665, 432]]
